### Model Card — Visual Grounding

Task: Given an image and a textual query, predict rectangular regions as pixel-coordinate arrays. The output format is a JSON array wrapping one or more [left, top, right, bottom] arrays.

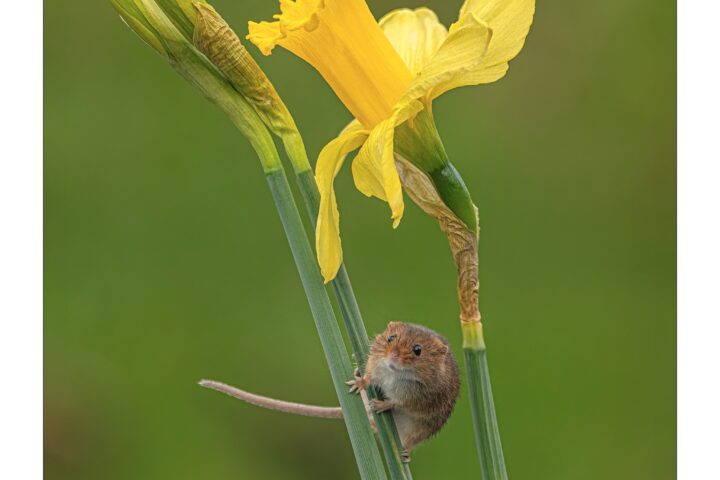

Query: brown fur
[[351, 322, 460, 461]]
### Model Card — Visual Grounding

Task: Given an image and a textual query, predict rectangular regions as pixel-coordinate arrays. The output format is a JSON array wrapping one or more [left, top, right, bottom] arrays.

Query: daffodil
[[248, 0, 535, 282]]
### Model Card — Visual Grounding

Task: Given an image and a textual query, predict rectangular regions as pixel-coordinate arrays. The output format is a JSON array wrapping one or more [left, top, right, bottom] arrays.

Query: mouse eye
[[412, 345, 422, 356], [387, 335, 397, 343]]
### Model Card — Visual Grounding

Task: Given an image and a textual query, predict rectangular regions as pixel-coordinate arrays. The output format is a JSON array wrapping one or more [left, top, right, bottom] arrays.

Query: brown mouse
[[348, 321, 461, 462], [199, 321, 460, 462]]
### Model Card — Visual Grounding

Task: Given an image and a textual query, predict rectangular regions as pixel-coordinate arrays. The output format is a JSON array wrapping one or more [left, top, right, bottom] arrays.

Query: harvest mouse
[[347, 321, 461, 462], [199, 321, 460, 462]]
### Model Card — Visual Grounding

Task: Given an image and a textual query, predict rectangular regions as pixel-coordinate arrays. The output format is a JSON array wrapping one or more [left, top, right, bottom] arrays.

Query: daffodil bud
[[111, 0, 217, 92], [110, 0, 282, 172], [111, 0, 168, 57], [192, 2, 298, 137], [155, 0, 206, 43], [112, 0, 202, 61]]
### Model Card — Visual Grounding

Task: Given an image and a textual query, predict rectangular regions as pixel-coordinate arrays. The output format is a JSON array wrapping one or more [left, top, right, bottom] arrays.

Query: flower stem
[[109, 4, 389, 476], [395, 155, 508, 477], [463, 322, 507, 480], [264, 166, 387, 480], [284, 134, 412, 480], [175, 49, 392, 479], [187, 63, 390, 479]]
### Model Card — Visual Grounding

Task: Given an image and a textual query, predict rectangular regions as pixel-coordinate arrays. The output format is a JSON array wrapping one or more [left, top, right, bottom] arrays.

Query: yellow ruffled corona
[[248, 0, 535, 282]]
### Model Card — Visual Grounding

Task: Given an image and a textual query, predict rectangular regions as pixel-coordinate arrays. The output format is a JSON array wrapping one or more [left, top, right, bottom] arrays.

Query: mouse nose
[[387, 348, 401, 365]]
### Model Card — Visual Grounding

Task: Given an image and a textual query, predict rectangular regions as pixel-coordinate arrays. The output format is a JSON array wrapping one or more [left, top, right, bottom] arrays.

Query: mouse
[[199, 321, 460, 463], [347, 321, 461, 462]]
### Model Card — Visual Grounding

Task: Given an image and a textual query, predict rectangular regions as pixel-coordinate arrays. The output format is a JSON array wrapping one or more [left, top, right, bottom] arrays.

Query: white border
[[678, 1, 720, 479], [1, 0, 714, 477], [0, 0, 43, 478]]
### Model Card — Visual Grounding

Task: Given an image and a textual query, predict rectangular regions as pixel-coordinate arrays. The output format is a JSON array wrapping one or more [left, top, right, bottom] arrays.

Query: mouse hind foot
[[369, 398, 393, 413]]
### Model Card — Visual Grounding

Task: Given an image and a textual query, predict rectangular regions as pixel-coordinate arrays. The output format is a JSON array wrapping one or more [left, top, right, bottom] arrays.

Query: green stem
[[110, 7, 388, 477], [463, 323, 507, 480], [194, 72, 391, 479], [331, 266, 412, 480], [264, 167, 387, 480], [285, 132, 412, 480]]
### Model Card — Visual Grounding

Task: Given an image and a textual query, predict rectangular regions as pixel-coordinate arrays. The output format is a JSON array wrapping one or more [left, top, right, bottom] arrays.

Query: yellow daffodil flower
[[248, 0, 535, 282]]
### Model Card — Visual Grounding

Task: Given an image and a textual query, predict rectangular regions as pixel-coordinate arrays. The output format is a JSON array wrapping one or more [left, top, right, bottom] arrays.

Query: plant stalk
[[110, 3, 389, 477], [264, 166, 387, 480], [463, 322, 507, 480], [284, 135, 413, 480], [394, 156, 507, 478]]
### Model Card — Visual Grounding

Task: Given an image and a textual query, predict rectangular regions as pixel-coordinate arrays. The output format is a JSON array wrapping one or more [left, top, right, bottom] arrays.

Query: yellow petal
[[433, 0, 535, 94], [315, 122, 369, 283], [401, 12, 493, 102], [277, 0, 323, 31], [378, 8, 448, 75], [247, 0, 323, 53], [248, 0, 412, 129], [246, 20, 284, 56], [351, 101, 422, 228], [351, 119, 392, 203]]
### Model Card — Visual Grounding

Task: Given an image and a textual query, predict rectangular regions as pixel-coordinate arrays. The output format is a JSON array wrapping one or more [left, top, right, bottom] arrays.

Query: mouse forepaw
[[345, 371, 369, 394], [401, 449, 411, 463]]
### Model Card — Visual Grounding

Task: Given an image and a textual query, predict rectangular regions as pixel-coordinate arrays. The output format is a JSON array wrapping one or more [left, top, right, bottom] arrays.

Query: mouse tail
[[199, 379, 344, 419]]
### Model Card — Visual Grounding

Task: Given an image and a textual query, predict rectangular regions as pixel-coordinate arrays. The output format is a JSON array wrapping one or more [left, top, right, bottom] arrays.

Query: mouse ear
[[386, 321, 402, 330], [434, 337, 450, 354]]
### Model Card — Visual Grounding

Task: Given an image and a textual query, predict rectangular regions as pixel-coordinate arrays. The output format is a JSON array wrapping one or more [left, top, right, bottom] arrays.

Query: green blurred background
[[44, 0, 676, 478]]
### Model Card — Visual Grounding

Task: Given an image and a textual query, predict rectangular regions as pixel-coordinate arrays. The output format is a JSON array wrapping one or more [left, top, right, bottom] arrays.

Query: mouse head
[[370, 322, 451, 376]]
